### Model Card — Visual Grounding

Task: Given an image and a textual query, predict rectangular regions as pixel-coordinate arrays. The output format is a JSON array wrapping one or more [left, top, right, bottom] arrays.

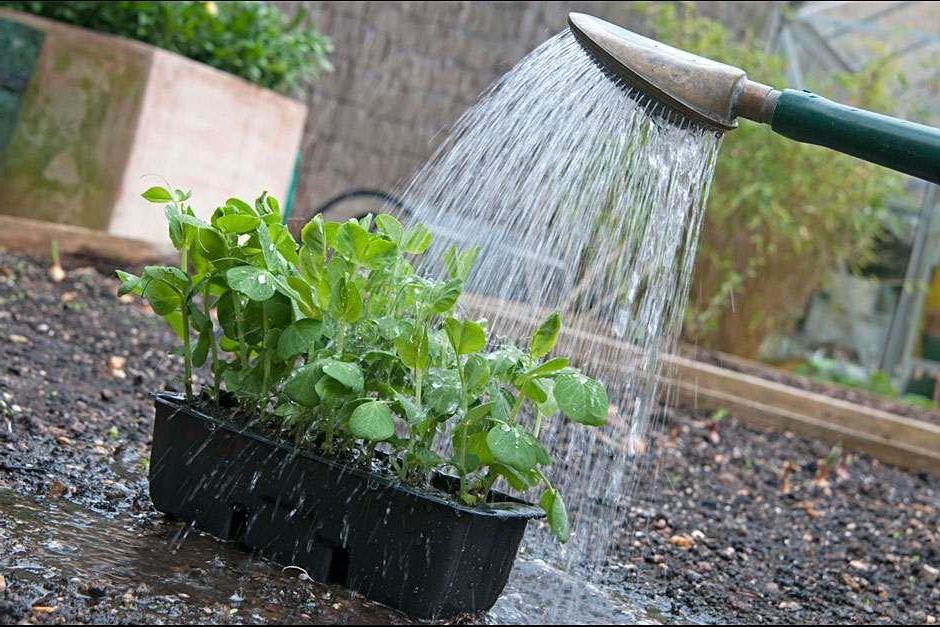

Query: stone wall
[[278, 1, 772, 220]]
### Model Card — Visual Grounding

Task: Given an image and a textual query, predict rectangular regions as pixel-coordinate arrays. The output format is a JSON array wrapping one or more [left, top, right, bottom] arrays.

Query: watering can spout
[[567, 12, 778, 130], [567, 12, 940, 184]]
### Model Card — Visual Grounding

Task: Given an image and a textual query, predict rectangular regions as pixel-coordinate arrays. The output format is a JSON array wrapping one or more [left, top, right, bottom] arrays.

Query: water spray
[[568, 12, 940, 184]]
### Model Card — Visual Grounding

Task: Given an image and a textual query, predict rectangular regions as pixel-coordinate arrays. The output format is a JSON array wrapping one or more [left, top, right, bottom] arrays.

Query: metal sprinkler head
[[568, 12, 778, 130]]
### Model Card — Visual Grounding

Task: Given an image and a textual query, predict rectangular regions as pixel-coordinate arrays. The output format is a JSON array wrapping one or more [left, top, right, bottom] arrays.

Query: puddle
[[489, 555, 713, 625], [0, 488, 406, 623], [0, 488, 707, 624]]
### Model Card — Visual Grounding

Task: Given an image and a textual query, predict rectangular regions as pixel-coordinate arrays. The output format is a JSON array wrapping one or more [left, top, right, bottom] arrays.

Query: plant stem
[[508, 392, 525, 425], [179, 249, 193, 401], [455, 353, 469, 500], [232, 292, 249, 366], [336, 321, 346, 356], [261, 310, 270, 418], [204, 283, 220, 402]]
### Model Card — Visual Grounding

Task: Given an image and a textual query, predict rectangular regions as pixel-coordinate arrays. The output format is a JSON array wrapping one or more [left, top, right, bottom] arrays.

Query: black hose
[[311, 188, 409, 220]]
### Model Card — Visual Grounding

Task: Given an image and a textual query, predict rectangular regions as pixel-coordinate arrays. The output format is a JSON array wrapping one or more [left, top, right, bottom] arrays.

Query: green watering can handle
[[770, 89, 940, 185]]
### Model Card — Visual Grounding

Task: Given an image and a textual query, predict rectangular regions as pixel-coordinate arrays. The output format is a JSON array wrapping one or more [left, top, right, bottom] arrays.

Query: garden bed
[[1, 250, 937, 624]]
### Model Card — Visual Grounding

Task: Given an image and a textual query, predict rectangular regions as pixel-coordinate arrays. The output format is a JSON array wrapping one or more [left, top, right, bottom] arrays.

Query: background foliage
[[2, 1, 332, 94], [640, 3, 901, 358]]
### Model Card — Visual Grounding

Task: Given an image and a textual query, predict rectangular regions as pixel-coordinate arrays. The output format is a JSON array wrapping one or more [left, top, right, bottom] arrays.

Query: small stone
[[108, 356, 127, 379], [9, 334, 28, 344], [48, 480, 68, 497], [55, 435, 72, 446], [720, 546, 736, 560], [669, 534, 695, 550], [0, 574, 5, 593], [923, 564, 939, 582], [100, 389, 114, 402], [849, 560, 869, 571], [691, 529, 706, 540]]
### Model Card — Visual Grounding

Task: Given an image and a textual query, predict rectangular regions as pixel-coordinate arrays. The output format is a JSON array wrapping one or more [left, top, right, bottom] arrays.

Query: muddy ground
[[1, 251, 938, 625]]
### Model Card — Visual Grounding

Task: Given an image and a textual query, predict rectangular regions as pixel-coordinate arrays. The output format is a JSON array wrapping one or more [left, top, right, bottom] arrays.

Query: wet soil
[[1, 250, 938, 624], [617, 406, 940, 624]]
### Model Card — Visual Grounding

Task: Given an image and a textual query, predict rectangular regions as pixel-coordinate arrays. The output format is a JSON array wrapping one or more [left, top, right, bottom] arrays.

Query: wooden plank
[[664, 375, 940, 475], [0, 215, 167, 265], [465, 293, 940, 474]]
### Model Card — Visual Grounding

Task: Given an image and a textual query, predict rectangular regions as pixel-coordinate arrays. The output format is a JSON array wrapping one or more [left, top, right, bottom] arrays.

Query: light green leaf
[[444, 318, 486, 356], [142, 186, 173, 203], [321, 358, 364, 392], [375, 214, 404, 243], [215, 214, 261, 234], [529, 311, 561, 358], [554, 374, 608, 426], [226, 266, 276, 301], [348, 401, 395, 441], [486, 424, 539, 472], [540, 489, 570, 543], [402, 223, 432, 254]]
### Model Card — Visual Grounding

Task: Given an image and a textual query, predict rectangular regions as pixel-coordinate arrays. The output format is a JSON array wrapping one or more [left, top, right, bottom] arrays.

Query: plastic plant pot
[[148, 393, 543, 619]]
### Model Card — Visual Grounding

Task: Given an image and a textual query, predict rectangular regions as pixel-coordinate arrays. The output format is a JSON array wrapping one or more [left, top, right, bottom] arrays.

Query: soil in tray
[[2, 250, 939, 624]]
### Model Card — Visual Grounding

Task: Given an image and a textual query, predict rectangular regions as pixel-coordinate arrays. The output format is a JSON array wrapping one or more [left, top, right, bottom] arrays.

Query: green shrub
[[3, 1, 332, 94], [117, 186, 609, 542], [637, 3, 901, 357]]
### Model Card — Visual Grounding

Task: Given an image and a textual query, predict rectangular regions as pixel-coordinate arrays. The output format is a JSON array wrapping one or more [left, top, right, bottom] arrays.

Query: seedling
[[119, 187, 608, 541]]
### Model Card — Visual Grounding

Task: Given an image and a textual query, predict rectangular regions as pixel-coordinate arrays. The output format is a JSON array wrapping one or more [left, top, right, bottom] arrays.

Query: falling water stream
[[394, 30, 722, 618]]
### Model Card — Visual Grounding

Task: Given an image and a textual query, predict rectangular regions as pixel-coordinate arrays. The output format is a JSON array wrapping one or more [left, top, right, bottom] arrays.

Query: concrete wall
[[278, 1, 773, 221], [0, 9, 307, 249]]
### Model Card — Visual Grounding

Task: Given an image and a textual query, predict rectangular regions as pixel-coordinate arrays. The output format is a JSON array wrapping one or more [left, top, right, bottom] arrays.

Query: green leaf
[[142, 265, 190, 293], [524, 357, 570, 379], [444, 318, 486, 356], [554, 374, 608, 426], [463, 355, 490, 393], [492, 463, 540, 491], [276, 319, 322, 360], [329, 276, 363, 324], [140, 277, 182, 315], [529, 311, 561, 358], [429, 279, 462, 313], [402, 223, 432, 254], [486, 424, 539, 472], [142, 186, 173, 203], [226, 197, 255, 215], [521, 379, 548, 404], [226, 266, 276, 301], [540, 489, 570, 543], [321, 358, 364, 392], [443, 245, 480, 280], [375, 214, 404, 243], [395, 326, 428, 370], [115, 270, 141, 296], [348, 401, 395, 441], [283, 363, 321, 406], [315, 375, 351, 402], [215, 214, 261, 234]]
